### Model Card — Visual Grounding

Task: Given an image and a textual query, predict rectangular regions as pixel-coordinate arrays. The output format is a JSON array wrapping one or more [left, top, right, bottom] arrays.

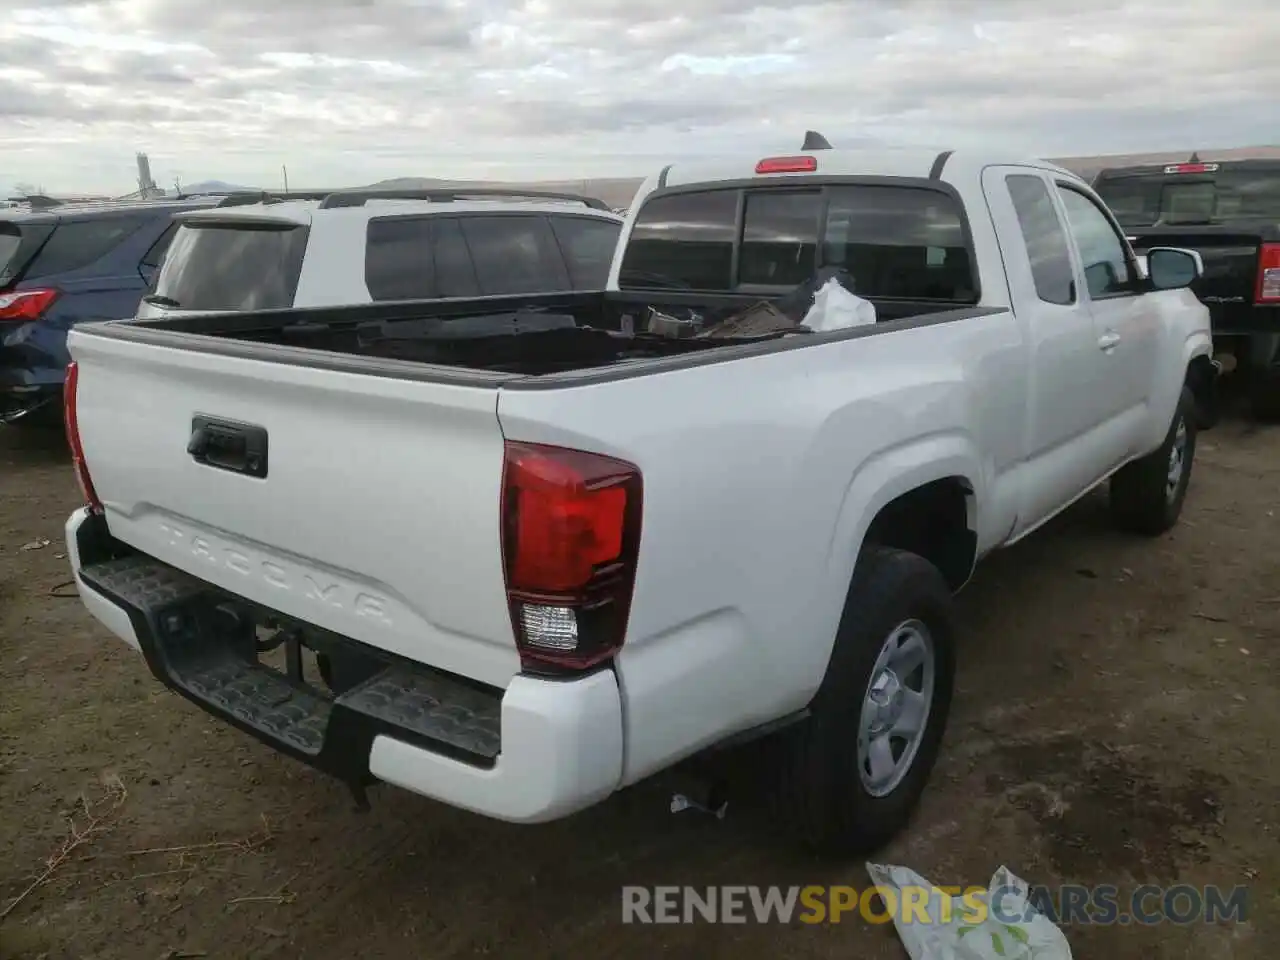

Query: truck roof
[[656, 148, 1084, 189]]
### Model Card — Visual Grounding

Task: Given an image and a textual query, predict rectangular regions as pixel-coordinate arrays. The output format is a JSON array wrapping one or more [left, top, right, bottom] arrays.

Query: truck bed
[[95, 290, 985, 383], [66, 283, 1002, 696]]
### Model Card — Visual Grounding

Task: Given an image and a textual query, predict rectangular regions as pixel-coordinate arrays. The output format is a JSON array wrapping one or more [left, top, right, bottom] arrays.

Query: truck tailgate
[[1128, 228, 1262, 330], [69, 329, 521, 689]]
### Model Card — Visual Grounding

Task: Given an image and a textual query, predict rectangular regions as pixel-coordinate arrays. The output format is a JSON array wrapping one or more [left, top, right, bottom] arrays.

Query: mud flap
[[1187, 357, 1221, 430]]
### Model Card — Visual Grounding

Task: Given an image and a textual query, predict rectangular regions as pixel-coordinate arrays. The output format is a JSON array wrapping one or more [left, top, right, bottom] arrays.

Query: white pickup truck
[[63, 148, 1217, 855]]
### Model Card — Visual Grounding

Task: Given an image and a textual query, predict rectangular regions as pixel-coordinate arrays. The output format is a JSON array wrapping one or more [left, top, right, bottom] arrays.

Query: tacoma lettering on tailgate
[[157, 521, 393, 625]]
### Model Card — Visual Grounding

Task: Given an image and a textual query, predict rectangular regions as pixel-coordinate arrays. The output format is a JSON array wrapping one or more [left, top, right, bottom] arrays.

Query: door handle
[[1098, 332, 1121, 351], [188, 415, 269, 478]]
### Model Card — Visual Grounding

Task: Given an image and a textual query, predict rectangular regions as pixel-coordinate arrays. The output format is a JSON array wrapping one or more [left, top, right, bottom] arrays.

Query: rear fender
[[827, 435, 983, 579], [791, 435, 981, 704], [1185, 353, 1220, 430]]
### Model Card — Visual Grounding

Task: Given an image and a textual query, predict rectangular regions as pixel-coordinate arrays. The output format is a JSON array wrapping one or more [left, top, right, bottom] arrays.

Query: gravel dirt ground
[[1, 413, 1276, 959]]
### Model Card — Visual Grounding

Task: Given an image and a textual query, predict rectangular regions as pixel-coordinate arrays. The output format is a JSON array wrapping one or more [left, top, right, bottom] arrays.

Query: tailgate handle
[[188, 416, 268, 479]]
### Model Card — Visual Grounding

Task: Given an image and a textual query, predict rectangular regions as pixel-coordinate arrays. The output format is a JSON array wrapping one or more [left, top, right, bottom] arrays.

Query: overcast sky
[[1, 0, 1276, 194]]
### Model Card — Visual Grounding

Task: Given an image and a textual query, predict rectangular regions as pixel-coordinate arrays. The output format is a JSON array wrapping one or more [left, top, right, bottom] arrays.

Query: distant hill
[[172, 179, 260, 195]]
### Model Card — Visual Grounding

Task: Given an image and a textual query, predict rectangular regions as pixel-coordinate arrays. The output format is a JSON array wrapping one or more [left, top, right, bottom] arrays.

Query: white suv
[[134, 188, 624, 320]]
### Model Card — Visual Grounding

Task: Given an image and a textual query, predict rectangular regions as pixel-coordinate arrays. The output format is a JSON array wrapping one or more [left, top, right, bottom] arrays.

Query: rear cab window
[[152, 219, 308, 311], [1094, 163, 1280, 228], [618, 181, 978, 302]]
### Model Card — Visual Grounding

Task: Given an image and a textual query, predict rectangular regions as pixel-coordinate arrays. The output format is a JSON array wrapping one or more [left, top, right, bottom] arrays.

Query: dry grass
[[0, 790, 281, 928], [0, 773, 128, 921]]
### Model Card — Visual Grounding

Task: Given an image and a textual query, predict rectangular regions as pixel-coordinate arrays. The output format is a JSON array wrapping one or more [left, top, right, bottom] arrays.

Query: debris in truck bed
[[645, 307, 700, 338], [801, 277, 877, 331], [776, 265, 861, 322], [696, 301, 799, 339], [646, 265, 871, 340]]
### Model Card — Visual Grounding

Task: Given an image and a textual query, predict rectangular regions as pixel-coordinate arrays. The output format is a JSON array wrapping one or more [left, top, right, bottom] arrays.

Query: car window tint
[[1057, 187, 1133, 298], [738, 191, 821, 286], [618, 190, 737, 290], [140, 223, 178, 269], [366, 217, 434, 300], [548, 215, 621, 289], [432, 218, 480, 297], [1095, 167, 1280, 227], [458, 215, 568, 296], [1006, 174, 1076, 305], [822, 186, 976, 301], [0, 225, 22, 278], [151, 222, 308, 311], [24, 215, 151, 278]]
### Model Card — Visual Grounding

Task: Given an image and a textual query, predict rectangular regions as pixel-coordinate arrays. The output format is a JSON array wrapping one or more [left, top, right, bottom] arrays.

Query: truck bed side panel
[[495, 307, 1027, 783]]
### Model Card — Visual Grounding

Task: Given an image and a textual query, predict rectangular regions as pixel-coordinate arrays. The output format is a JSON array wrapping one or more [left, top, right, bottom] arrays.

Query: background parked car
[[0, 195, 238, 424], [3, 188, 623, 426], [134, 188, 625, 323]]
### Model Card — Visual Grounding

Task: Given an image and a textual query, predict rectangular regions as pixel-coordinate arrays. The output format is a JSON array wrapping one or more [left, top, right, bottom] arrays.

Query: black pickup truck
[[1092, 158, 1280, 417]]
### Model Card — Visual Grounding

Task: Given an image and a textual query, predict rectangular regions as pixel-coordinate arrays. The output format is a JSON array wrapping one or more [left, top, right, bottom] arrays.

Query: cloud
[[0, 0, 1276, 193]]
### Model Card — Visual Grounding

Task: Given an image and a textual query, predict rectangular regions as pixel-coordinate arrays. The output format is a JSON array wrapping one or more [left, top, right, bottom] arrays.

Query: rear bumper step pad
[[76, 547, 502, 786]]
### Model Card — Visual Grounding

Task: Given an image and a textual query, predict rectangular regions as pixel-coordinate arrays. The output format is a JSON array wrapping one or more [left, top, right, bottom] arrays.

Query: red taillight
[[63, 361, 103, 512], [501, 440, 642, 673], [755, 155, 818, 175], [0, 287, 59, 322], [1256, 243, 1280, 305], [1163, 162, 1219, 175]]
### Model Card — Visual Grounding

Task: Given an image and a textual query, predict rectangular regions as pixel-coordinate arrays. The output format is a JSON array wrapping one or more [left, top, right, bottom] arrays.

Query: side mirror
[[1145, 247, 1203, 291]]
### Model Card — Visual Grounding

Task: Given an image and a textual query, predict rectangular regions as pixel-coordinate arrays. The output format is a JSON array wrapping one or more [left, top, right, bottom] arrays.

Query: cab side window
[[1006, 174, 1076, 306], [1056, 186, 1135, 299]]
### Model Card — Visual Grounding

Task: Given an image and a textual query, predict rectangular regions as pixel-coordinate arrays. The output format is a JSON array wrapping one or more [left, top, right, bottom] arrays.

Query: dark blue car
[[0, 196, 228, 424]]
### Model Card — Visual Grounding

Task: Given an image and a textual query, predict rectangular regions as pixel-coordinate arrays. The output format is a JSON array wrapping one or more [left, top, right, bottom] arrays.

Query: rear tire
[[779, 545, 956, 857], [1109, 387, 1196, 536]]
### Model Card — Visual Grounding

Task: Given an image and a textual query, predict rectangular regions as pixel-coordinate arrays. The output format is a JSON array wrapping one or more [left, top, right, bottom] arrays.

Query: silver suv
[[135, 188, 624, 320]]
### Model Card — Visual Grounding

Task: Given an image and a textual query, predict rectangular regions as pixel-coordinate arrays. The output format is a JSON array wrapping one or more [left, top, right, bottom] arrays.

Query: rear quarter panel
[[497, 310, 1026, 783]]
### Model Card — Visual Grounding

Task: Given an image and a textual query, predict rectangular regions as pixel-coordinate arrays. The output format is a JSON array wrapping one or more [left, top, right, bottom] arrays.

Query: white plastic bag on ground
[[864, 863, 1073, 960], [801, 277, 877, 332]]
